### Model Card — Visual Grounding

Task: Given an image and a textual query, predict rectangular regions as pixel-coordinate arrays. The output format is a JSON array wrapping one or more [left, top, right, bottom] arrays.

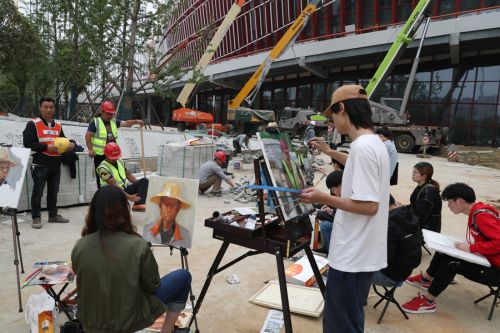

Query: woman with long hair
[[71, 186, 191, 333], [409, 162, 442, 232]]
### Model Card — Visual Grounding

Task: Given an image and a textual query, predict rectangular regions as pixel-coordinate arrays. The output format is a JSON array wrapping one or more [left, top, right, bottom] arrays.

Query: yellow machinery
[[227, 0, 321, 122]]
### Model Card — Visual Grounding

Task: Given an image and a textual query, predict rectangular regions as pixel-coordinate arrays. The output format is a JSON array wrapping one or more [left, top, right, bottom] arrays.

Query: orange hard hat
[[101, 101, 116, 114], [214, 151, 226, 163], [104, 142, 122, 160]]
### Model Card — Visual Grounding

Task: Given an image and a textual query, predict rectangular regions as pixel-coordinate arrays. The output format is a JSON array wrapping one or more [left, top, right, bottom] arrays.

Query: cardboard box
[[285, 254, 329, 287]]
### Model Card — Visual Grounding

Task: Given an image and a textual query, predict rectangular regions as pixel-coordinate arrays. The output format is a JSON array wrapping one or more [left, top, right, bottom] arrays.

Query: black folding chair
[[372, 281, 409, 324]]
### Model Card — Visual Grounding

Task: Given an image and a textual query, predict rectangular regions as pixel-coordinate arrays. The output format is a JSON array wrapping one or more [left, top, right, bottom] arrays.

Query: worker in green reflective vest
[[85, 101, 144, 188], [96, 142, 149, 212]]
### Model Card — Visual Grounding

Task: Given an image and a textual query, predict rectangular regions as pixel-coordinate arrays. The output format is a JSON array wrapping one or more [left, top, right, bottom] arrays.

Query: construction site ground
[[1, 151, 499, 333]]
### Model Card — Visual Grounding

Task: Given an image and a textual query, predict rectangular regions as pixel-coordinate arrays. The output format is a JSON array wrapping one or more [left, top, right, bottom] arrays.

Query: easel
[[151, 244, 200, 333], [190, 158, 326, 333], [1, 207, 25, 312]]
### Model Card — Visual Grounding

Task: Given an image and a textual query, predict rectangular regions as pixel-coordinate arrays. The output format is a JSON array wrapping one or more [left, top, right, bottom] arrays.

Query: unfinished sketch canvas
[[142, 176, 198, 249], [257, 132, 311, 221], [0, 147, 31, 209]]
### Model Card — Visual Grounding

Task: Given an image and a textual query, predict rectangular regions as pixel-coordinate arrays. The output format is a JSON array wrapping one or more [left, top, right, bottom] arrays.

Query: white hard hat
[[310, 120, 316, 126]]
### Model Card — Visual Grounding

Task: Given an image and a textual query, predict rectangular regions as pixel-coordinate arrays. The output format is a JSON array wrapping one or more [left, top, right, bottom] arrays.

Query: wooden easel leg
[[189, 241, 230, 328], [275, 246, 293, 333], [11, 214, 23, 312]]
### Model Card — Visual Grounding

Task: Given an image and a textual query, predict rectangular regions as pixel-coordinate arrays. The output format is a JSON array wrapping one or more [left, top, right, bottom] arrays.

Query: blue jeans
[[371, 270, 397, 287], [323, 268, 374, 333], [155, 269, 192, 312], [31, 165, 61, 218], [320, 221, 333, 250]]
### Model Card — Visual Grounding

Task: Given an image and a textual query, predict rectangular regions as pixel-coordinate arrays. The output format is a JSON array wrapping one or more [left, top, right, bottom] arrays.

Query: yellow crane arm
[[228, 0, 321, 110], [177, 0, 246, 107]]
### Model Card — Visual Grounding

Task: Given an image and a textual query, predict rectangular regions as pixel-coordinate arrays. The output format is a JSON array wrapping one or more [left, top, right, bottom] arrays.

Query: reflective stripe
[[33, 117, 61, 157], [98, 159, 128, 188], [91, 118, 118, 155]]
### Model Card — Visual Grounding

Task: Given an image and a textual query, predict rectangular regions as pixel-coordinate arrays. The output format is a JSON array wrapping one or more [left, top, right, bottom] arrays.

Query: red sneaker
[[402, 293, 436, 314], [406, 272, 432, 290]]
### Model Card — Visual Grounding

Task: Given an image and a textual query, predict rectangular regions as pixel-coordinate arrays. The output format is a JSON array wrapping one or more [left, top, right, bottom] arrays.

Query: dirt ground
[[1, 152, 499, 333]]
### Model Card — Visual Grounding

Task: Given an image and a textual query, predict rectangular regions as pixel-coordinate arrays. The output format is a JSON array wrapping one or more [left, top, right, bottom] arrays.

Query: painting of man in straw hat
[[142, 177, 198, 249], [0, 147, 31, 209]]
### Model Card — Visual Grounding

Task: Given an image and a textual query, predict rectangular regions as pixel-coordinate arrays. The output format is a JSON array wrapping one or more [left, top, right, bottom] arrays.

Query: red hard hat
[[101, 101, 116, 114], [104, 142, 122, 160], [214, 151, 226, 163]]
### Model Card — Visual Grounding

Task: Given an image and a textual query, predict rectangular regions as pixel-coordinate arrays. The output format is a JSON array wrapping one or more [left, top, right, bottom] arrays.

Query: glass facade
[[161, 1, 500, 146]]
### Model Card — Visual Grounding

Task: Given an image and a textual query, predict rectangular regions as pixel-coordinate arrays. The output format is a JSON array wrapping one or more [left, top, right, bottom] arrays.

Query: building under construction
[[154, 0, 500, 147]]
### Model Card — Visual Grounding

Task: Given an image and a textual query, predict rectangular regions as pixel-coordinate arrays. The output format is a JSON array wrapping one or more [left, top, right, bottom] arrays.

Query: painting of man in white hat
[[0, 147, 31, 209], [0, 148, 17, 188], [142, 177, 198, 249]]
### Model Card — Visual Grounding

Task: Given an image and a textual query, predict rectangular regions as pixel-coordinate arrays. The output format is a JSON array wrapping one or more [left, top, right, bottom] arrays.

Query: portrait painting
[[142, 176, 199, 249], [257, 132, 311, 221], [0, 147, 31, 209]]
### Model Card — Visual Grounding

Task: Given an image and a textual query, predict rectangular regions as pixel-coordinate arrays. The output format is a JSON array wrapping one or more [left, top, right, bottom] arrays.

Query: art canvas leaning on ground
[[142, 176, 198, 249], [0, 147, 31, 210], [257, 131, 311, 221]]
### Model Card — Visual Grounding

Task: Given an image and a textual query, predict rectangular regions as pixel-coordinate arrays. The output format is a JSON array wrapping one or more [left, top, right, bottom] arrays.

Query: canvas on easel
[[142, 176, 198, 249], [257, 132, 312, 221], [0, 147, 31, 209]]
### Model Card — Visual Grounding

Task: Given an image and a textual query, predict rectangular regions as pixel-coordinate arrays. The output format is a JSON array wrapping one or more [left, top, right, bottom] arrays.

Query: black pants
[[233, 139, 241, 156], [93, 154, 106, 189], [124, 178, 149, 205], [427, 252, 500, 297], [31, 165, 61, 219], [323, 267, 374, 333]]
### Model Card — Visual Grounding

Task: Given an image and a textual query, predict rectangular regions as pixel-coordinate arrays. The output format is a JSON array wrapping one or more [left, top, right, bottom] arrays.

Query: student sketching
[[314, 171, 343, 256], [302, 85, 390, 333], [410, 162, 442, 232], [402, 183, 500, 314], [143, 182, 192, 249], [71, 186, 191, 333]]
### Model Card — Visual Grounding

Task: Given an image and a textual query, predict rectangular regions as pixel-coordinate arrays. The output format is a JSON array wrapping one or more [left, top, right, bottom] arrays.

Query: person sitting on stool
[[96, 142, 149, 212], [71, 186, 191, 333], [371, 195, 422, 287], [198, 151, 235, 197]]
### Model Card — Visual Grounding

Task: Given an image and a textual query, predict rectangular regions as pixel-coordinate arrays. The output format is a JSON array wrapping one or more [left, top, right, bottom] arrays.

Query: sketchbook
[[422, 230, 491, 267]]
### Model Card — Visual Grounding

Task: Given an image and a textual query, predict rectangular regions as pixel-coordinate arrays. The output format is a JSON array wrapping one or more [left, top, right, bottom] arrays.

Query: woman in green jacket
[[71, 186, 191, 333]]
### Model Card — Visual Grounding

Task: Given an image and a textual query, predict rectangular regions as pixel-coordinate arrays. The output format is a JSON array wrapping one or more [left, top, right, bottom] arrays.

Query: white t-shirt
[[328, 134, 390, 272]]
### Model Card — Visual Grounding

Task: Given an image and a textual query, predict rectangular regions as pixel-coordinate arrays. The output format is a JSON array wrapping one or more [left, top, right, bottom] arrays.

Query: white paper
[[234, 207, 258, 215], [422, 229, 491, 267], [260, 310, 284, 333]]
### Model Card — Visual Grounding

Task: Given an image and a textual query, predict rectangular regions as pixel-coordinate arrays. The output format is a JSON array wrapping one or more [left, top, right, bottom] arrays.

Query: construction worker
[[198, 151, 235, 197], [233, 133, 251, 156], [96, 142, 149, 212], [85, 101, 144, 188], [23, 97, 74, 229], [303, 120, 316, 145]]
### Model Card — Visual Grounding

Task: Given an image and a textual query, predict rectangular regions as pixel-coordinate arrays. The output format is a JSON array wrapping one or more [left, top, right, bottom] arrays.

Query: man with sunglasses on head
[[301, 85, 390, 333]]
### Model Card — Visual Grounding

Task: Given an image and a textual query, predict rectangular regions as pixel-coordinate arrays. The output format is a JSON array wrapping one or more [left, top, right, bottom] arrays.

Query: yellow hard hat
[[53, 137, 70, 154]]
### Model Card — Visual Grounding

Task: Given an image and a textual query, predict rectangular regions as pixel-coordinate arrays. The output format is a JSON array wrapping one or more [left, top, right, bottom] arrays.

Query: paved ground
[[1, 152, 499, 332]]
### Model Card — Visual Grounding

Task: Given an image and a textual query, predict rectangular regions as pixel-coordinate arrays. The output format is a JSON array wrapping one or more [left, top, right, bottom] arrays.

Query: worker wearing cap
[[23, 97, 75, 229], [197, 151, 235, 197], [85, 101, 145, 188], [301, 85, 390, 333], [96, 142, 149, 212]]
